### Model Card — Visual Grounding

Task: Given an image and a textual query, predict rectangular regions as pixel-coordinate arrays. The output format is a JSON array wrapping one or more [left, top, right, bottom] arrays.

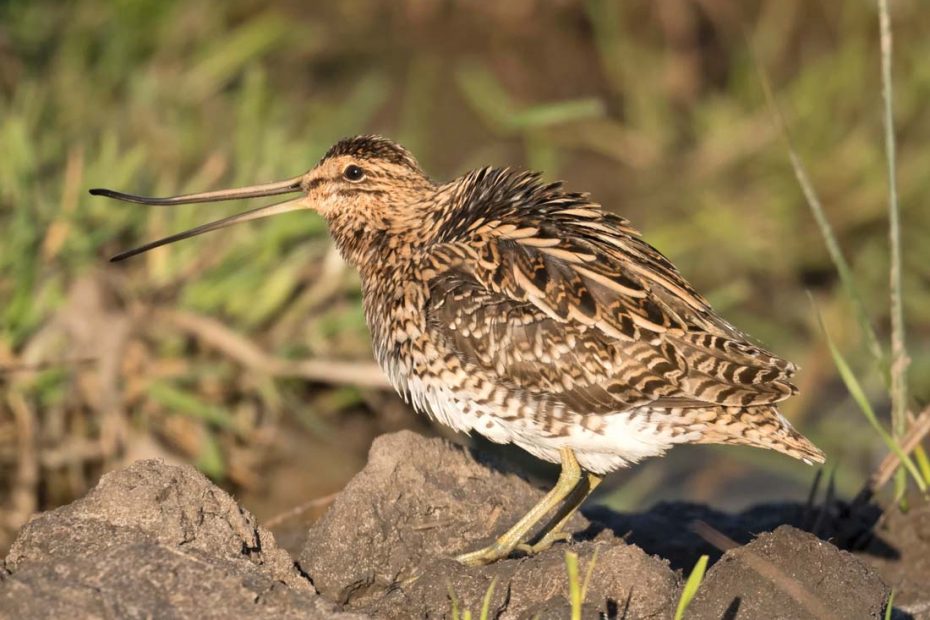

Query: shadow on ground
[[2, 431, 927, 619]]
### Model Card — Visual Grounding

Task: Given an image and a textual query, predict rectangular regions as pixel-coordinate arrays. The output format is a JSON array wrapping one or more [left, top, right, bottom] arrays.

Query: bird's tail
[[694, 405, 825, 465]]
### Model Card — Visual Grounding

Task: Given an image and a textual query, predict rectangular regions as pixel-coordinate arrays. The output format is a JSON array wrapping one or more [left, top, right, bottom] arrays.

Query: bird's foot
[[455, 539, 519, 566], [455, 448, 586, 566], [456, 530, 575, 565], [516, 530, 572, 556]]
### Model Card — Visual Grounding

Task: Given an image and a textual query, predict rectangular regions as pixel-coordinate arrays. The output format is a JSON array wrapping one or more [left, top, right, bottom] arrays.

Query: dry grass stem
[[878, 0, 909, 442], [867, 406, 930, 494], [161, 309, 390, 388]]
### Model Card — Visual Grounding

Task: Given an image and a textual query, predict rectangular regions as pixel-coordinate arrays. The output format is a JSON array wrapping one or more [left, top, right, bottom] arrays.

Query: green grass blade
[[580, 547, 600, 607], [146, 380, 234, 431], [584, 0, 625, 95], [674, 554, 709, 620], [566, 551, 582, 620], [455, 62, 515, 132], [508, 99, 604, 130], [448, 583, 461, 620], [566, 549, 601, 619], [884, 588, 895, 620], [456, 63, 603, 134], [814, 302, 926, 492], [915, 446, 930, 487], [195, 431, 226, 480], [184, 13, 292, 101], [479, 577, 497, 620]]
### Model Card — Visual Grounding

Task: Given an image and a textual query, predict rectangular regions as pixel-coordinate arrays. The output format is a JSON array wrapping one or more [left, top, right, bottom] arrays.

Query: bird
[[90, 135, 825, 566]]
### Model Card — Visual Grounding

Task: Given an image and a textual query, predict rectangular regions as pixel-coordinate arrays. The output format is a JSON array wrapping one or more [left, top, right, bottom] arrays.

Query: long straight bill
[[106, 196, 308, 262], [89, 175, 304, 205]]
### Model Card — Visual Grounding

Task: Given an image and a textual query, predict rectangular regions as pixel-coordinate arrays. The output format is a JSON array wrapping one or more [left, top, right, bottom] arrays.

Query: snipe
[[91, 135, 824, 565]]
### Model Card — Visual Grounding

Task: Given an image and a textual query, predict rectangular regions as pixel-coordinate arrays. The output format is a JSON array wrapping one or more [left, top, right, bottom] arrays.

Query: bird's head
[[92, 135, 435, 264]]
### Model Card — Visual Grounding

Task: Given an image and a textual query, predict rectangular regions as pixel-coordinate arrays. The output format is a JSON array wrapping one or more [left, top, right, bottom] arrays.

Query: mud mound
[[0, 431, 903, 619], [687, 526, 887, 619], [298, 430, 679, 618], [0, 460, 360, 619], [298, 431, 891, 619]]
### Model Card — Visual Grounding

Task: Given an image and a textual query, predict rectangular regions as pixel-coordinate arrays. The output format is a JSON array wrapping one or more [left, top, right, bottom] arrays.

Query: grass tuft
[[750, 0, 927, 500], [565, 548, 599, 620]]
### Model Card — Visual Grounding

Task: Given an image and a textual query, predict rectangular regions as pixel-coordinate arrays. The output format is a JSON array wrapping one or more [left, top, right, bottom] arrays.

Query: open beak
[[89, 175, 307, 262]]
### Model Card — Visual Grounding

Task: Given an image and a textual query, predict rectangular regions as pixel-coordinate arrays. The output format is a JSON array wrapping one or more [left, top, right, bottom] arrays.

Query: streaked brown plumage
[[91, 134, 824, 565]]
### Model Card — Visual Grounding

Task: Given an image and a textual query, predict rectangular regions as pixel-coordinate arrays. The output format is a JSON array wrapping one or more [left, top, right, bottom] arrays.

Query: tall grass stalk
[[878, 0, 912, 498], [878, 0, 908, 440]]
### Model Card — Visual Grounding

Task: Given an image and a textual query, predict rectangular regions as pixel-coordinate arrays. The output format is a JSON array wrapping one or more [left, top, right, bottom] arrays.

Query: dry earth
[[2, 430, 927, 618]]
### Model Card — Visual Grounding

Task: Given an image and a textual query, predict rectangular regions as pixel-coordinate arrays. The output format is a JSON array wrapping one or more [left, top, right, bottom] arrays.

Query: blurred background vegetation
[[1, 0, 927, 552]]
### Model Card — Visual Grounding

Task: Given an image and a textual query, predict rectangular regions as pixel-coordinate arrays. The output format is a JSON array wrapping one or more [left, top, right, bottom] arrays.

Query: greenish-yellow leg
[[455, 447, 582, 566], [517, 472, 603, 556]]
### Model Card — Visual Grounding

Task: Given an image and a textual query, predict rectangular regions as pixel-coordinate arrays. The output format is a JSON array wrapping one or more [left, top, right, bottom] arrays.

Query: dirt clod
[[298, 431, 680, 618], [0, 460, 361, 619], [686, 525, 890, 620], [0, 432, 905, 619]]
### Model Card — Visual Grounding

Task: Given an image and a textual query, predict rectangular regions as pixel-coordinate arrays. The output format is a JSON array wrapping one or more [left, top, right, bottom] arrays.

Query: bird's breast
[[361, 272, 432, 384]]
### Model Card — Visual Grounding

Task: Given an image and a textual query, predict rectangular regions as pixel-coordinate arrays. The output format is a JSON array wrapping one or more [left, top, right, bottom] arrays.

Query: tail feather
[[688, 405, 825, 465]]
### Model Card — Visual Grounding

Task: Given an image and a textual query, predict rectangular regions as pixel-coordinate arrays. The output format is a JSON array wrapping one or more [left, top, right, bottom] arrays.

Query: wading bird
[[91, 135, 824, 565]]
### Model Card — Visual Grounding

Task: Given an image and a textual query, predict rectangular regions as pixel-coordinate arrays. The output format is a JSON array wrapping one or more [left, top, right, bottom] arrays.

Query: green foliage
[[674, 554, 709, 620], [774, 0, 927, 498]]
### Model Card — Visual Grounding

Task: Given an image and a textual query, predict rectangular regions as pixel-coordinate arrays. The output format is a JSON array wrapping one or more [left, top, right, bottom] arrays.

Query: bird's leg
[[516, 472, 603, 556], [455, 447, 582, 566]]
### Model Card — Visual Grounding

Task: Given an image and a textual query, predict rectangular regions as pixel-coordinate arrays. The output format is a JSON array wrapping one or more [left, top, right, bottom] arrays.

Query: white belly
[[397, 373, 681, 475]]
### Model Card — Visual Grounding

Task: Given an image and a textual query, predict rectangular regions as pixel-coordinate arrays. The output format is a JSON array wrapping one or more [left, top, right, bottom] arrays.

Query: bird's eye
[[343, 164, 365, 182]]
